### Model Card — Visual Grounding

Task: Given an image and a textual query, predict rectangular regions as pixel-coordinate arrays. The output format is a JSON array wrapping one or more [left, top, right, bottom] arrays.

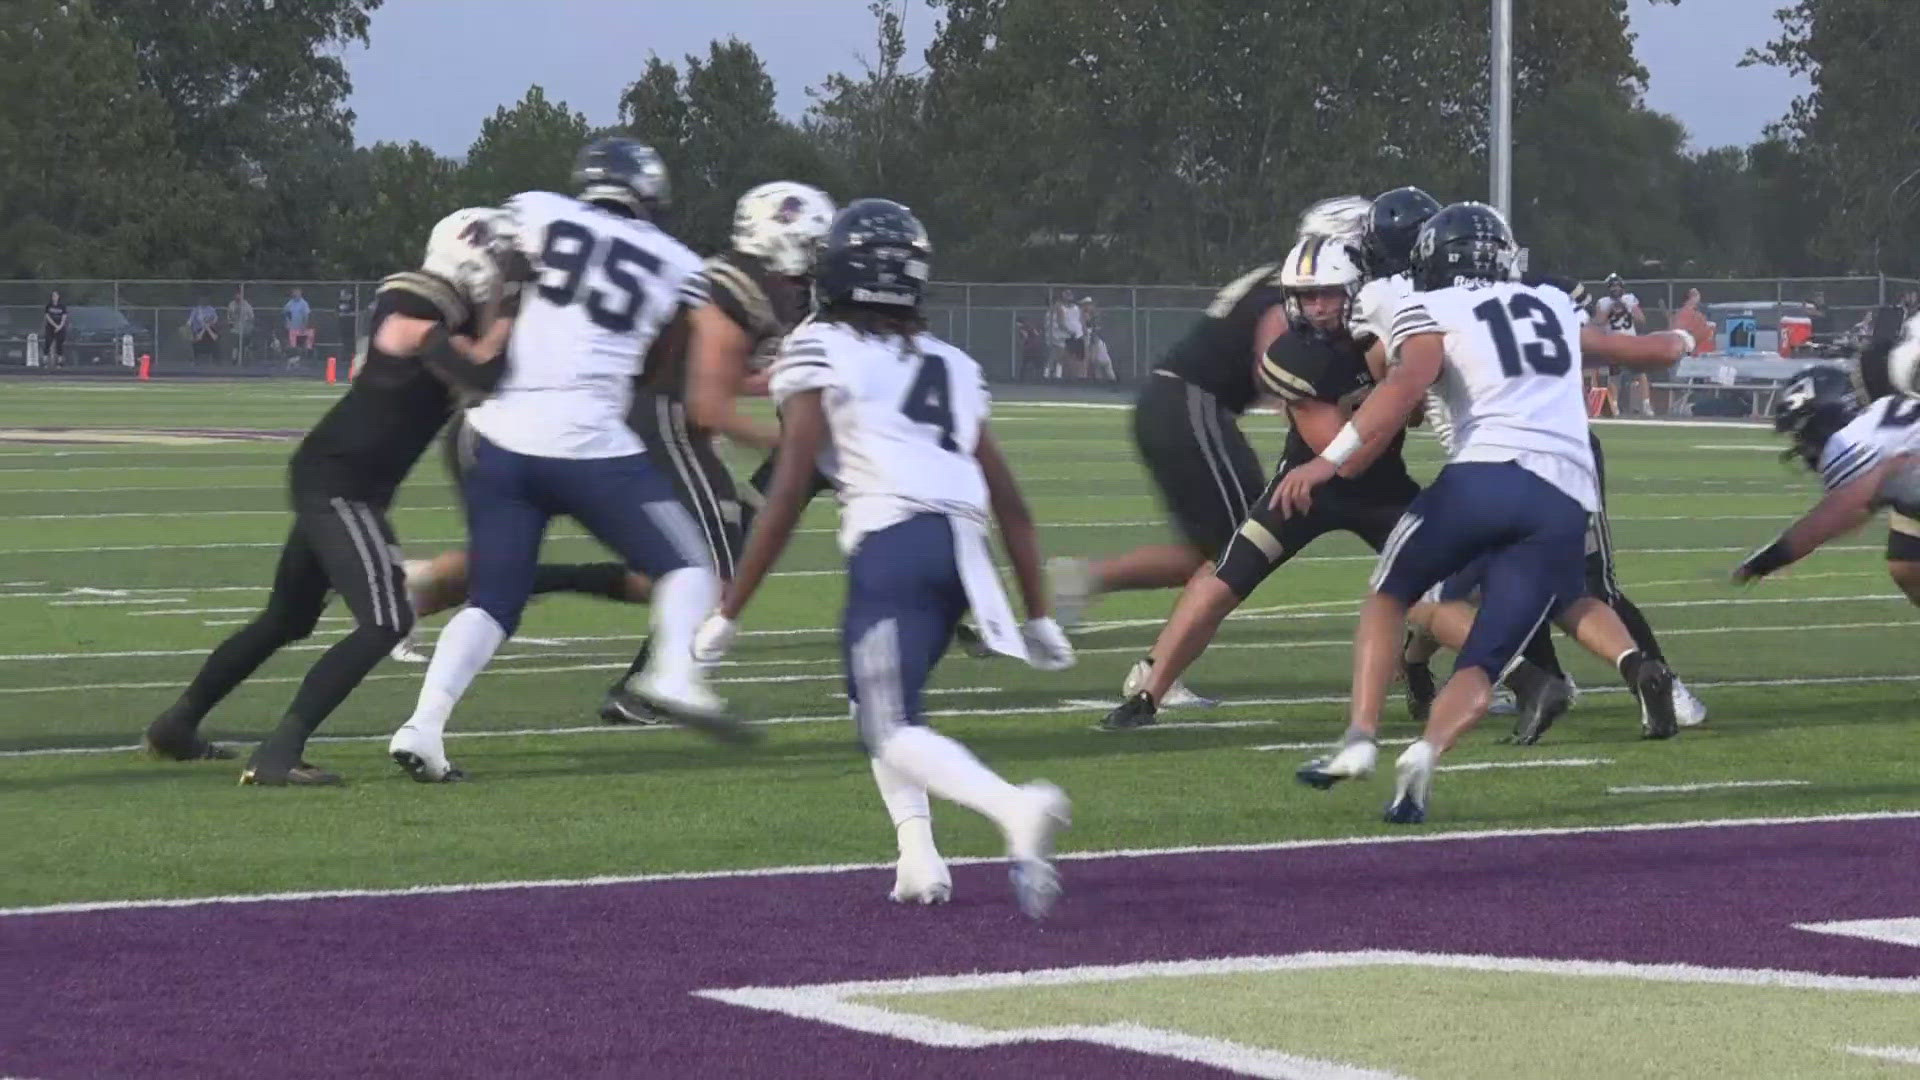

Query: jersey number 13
[[1473, 294, 1572, 378]]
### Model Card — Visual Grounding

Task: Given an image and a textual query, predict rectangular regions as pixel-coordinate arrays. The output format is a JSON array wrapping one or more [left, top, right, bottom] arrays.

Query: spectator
[[42, 290, 68, 367], [1046, 288, 1085, 379], [1806, 289, 1833, 338], [1592, 273, 1653, 416], [1902, 289, 1920, 320], [187, 298, 220, 361], [1015, 315, 1047, 381], [226, 287, 255, 364], [283, 287, 314, 359], [1080, 295, 1116, 380], [335, 288, 358, 355]]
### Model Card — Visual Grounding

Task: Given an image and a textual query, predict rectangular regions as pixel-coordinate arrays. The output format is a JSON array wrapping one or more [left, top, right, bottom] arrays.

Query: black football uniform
[[147, 271, 474, 776], [1213, 329, 1420, 599], [1132, 265, 1276, 557]]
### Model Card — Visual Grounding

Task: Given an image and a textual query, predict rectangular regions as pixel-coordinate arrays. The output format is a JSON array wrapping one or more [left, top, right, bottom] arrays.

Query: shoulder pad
[[377, 271, 468, 329]]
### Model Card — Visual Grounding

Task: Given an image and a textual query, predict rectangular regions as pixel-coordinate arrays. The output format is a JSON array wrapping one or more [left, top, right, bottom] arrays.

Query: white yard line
[[1606, 780, 1811, 795]]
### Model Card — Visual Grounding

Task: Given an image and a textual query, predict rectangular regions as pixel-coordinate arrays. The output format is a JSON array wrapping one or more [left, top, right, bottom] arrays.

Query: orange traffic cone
[[137, 354, 151, 381], [325, 356, 337, 384]]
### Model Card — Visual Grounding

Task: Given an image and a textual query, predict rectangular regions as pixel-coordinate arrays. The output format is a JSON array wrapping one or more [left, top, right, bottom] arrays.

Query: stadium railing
[[2, 276, 1913, 397]]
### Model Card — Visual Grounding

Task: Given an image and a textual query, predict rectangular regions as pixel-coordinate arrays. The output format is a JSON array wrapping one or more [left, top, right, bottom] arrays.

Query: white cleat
[[1673, 678, 1707, 727], [1121, 659, 1219, 709], [625, 668, 756, 745], [1384, 741, 1434, 825], [1488, 685, 1519, 715], [387, 724, 463, 783], [389, 633, 428, 663], [1295, 737, 1377, 790], [889, 857, 953, 905], [1047, 556, 1096, 630], [1003, 781, 1070, 919]]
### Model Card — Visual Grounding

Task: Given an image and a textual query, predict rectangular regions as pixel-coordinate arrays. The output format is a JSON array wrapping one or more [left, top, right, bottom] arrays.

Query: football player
[[1049, 196, 1373, 707], [1099, 233, 1421, 730], [142, 208, 511, 785], [385, 138, 752, 781], [692, 199, 1075, 917], [1736, 361, 1920, 600], [1273, 202, 1706, 822]]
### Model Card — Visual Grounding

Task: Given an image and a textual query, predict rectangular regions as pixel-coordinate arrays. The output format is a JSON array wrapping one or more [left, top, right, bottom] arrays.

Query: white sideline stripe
[[1798, 918, 1920, 951], [997, 400, 1772, 430], [1250, 738, 1415, 753], [697, 951, 1920, 1079], [1843, 1046, 1920, 1066], [4, 810, 1915, 919], [11, 669, 1920, 759], [0, 483, 287, 495], [1691, 444, 1777, 451], [1437, 757, 1612, 773], [1607, 780, 1811, 795]]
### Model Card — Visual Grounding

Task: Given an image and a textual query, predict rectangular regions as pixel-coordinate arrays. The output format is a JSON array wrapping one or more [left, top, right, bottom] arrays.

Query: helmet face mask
[[1279, 234, 1363, 335], [732, 182, 836, 277], [1772, 365, 1861, 470], [422, 207, 508, 315], [815, 198, 931, 313]]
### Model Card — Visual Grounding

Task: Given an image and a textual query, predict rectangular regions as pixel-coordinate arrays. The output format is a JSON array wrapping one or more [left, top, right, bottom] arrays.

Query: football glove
[[1021, 617, 1075, 672], [692, 613, 738, 662]]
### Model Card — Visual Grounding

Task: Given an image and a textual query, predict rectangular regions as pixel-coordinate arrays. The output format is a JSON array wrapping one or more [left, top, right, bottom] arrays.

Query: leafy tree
[[461, 86, 592, 205], [331, 142, 463, 277]]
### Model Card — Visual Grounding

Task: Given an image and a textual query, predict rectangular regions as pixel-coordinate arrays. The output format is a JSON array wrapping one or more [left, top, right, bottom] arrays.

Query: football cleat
[[617, 670, 758, 745], [1402, 660, 1437, 723], [1004, 781, 1069, 919], [387, 725, 464, 783], [1488, 685, 1519, 716], [1121, 659, 1217, 709], [1504, 663, 1574, 746], [1673, 678, 1708, 728], [598, 681, 660, 725], [1046, 556, 1096, 630], [890, 857, 953, 905], [953, 622, 996, 659], [1383, 742, 1434, 824], [143, 705, 235, 761], [239, 762, 343, 787], [389, 633, 429, 664], [1630, 659, 1680, 740], [1095, 691, 1158, 731], [1296, 736, 1377, 790]]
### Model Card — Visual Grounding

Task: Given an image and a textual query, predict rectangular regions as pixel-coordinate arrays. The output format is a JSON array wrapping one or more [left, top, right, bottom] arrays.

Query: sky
[[343, 0, 1809, 158]]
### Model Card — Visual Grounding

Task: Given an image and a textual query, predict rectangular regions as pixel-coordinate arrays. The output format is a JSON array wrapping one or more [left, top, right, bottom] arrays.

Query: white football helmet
[[731, 182, 836, 277], [1886, 312, 1920, 399], [1279, 234, 1364, 332], [421, 207, 507, 310], [1296, 195, 1373, 246]]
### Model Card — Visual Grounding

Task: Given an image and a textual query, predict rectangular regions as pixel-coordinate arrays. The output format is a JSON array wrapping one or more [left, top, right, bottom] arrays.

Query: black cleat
[[239, 762, 343, 787], [1509, 675, 1573, 746], [953, 622, 995, 659], [1630, 659, 1680, 740], [598, 682, 660, 725], [390, 750, 466, 784], [143, 719, 235, 762], [1095, 692, 1158, 732], [1402, 660, 1436, 724], [612, 677, 761, 746]]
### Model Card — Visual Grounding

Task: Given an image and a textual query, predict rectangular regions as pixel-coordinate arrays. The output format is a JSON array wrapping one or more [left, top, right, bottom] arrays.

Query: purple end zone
[[8, 818, 1918, 1078]]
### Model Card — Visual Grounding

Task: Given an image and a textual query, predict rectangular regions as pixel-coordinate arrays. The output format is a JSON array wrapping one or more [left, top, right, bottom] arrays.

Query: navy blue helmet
[[1410, 202, 1516, 291], [815, 198, 931, 311], [572, 137, 670, 217], [1773, 364, 1860, 470], [1362, 186, 1442, 279]]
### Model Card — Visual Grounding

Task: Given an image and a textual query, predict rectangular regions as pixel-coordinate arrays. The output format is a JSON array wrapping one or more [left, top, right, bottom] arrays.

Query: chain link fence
[[2, 275, 1914, 381]]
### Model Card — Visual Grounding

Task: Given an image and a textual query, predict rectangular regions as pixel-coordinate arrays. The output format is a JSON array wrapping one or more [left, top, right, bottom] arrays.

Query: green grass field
[[2, 379, 1916, 910]]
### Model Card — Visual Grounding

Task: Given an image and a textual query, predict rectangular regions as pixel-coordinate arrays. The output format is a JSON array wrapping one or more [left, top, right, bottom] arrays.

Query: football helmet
[[815, 198, 931, 311], [1410, 202, 1516, 292], [1278, 234, 1363, 334], [421, 207, 507, 310], [1879, 311, 1920, 399], [1773, 364, 1860, 470], [731, 182, 836, 277], [1296, 195, 1372, 246], [573, 137, 670, 218], [1361, 186, 1442, 278]]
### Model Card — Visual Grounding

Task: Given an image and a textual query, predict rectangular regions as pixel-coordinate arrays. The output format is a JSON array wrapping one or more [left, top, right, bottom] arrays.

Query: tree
[[1748, 0, 1920, 273], [331, 142, 463, 277], [461, 86, 592, 205]]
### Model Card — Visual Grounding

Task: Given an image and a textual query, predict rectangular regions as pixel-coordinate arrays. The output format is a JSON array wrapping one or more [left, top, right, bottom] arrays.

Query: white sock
[[402, 607, 505, 737], [876, 726, 1022, 827], [647, 567, 719, 683], [870, 756, 932, 826]]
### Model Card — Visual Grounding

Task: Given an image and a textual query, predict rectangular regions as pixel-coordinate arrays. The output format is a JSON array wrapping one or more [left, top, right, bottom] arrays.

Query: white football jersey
[[1594, 293, 1639, 335], [769, 321, 991, 554], [1819, 396, 1920, 499], [1390, 280, 1598, 510], [1352, 273, 1413, 349], [467, 190, 705, 458]]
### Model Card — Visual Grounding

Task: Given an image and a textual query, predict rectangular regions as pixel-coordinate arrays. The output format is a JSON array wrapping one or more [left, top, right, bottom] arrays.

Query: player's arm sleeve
[[769, 334, 839, 406], [701, 258, 779, 339], [1256, 334, 1327, 404], [1387, 301, 1442, 366]]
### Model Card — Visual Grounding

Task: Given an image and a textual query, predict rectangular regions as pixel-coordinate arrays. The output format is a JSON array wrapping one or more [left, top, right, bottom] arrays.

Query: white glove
[[1021, 617, 1075, 672], [692, 613, 738, 663]]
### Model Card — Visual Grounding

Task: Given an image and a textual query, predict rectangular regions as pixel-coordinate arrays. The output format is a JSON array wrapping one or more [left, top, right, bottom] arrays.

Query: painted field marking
[[1843, 1046, 1920, 1066], [1795, 919, 1920, 951], [1606, 780, 1811, 795], [696, 950, 1920, 1080], [3, 810, 1915, 918], [1437, 757, 1612, 773]]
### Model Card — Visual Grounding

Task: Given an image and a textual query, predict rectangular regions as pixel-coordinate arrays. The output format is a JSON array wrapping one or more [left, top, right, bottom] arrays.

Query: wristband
[[1668, 328, 1697, 357], [1738, 538, 1794, 578], [1323, 422, 1363, 468]]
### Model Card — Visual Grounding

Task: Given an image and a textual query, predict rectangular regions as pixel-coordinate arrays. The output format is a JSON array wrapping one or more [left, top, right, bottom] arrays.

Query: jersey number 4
[[901, 353, 957, 451], [536, 220, 661, 333], [1473, 294, 1571, 377]]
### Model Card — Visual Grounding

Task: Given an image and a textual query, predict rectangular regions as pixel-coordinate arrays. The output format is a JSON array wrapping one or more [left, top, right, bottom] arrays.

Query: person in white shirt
[[387, 138, 753, 781], [691, 199, 1075, 917], [1593, 273, 1655, 415], [1046, 289, 1085, 378], [1273, 203, 1707, 824]]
